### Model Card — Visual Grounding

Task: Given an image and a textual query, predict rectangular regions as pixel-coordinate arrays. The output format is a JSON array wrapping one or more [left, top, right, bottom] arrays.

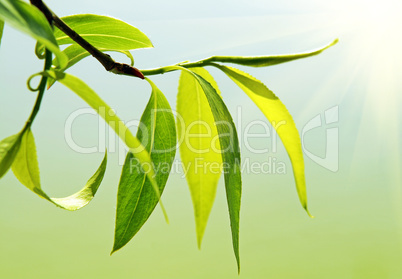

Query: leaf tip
[[330, 38, 339, 48], [110, 243, 121, 256], [304, 206, 314, 218], [324, 38, 339, 51], [197, 237, 202, 250], [162, 205, 169, 224]]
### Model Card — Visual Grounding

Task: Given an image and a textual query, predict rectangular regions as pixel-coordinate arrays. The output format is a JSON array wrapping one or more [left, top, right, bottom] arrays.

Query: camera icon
[[301, 106, 339, 172]]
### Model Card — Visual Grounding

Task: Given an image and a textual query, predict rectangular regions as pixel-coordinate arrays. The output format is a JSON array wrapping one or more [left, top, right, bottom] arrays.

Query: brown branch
[[30, 0, 145, 79]]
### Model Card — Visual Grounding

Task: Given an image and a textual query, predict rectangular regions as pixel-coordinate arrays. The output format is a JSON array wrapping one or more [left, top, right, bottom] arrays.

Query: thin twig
[[30, 0, 144, 79]]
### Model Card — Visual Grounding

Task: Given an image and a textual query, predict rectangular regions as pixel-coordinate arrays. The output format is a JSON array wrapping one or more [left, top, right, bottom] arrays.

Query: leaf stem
[[140, 59, 213, 76], [30, 0, 145, 79], [23, 49, 52, 132]]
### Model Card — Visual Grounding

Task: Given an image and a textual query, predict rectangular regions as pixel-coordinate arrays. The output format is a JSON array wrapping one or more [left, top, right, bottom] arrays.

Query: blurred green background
[[1, 0, 401, 278]]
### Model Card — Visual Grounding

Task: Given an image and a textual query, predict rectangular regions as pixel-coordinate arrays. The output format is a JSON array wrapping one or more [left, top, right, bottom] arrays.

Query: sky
[[0, 0, 401, 278]]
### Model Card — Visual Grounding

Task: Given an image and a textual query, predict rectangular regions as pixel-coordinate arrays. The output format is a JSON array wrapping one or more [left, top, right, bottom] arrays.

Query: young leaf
[[113, 78, 176, 253], [54, 44, 134, 69], [177, 67, 223, 248], [0, 0, 67, 68], [0, 19, 4, 45], [214, 64, 311, 216], [205, 39, 338, 68], [11, 128, 107, 210], [0, 133, 22, 178], [54, 14, 153, 50], [48, 45, 134, 87], [42, 70, 164, 214]]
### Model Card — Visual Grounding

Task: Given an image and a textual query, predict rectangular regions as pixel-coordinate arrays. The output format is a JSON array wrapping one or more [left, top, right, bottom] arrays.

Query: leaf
[[35, 14, 150, 73], [54, 44, 135, 69], [112, 78, 176, 253], [54, 14, 153, 50], [214, 64, 311, 216], [0, 0, 67, 68], [177, 67, 223, 248], [48, 44, 135, 87], [0, 133, 22, 178], [166, 66, 241, 272], [42, 70, 164, 215], [0, 19, 4, 45], [205, 39, 338, 67], [50, 154, 107, 210], [11, 128, 107, 210]]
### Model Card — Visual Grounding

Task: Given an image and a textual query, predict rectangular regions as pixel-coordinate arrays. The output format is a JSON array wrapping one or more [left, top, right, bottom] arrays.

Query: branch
[[30, 0, 145, 79]]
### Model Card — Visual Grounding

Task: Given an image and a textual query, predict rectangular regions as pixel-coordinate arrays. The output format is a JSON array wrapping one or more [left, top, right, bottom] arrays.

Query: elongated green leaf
[[0, 20, 4, 45], [11, 128, 107, 210], [214, 64, 311, 216], [165, 66, 241, 272], [54, 14, 153, 50], [177, 68, 223, 248], [43, 70, 165, 215], [192, 70, 241, 272], [205, 39, 338, 68], [0, 133, 22, 178], [113, 78, 176, 253], [0, 0, 67, 68]]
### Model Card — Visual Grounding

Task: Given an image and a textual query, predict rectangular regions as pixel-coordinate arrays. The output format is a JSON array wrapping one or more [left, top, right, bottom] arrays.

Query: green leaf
[[36, 14, 149, 73], [50, 153, 107, 210], [54, 44, 135, 69], [0, 133, 22, 178], [0, 19, 4, 45], [11, 128, 107, 210], [214, 64, 311, 216], [167, 66, 241, 272], [11, 129, 41, 193], [48, 44, 134, 87], [0, 0, 67, 68], [206, 39, 338, 68], [112, 78, 176, 253], [42, 70, 165, 215], [177, 67, 223, 248], [54, 14, 153, 50]]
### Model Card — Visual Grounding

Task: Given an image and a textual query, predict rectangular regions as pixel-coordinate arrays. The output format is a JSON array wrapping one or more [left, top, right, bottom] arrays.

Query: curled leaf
[[42, 70, 163, 214], [11, 128, 107, 210]]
